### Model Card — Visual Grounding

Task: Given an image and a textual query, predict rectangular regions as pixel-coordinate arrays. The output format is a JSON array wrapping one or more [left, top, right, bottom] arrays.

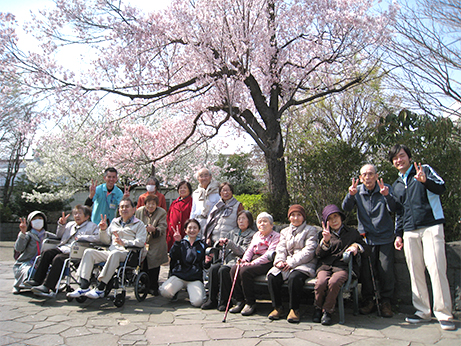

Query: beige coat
[[135, 207, 169, 269], [267, 222, 319, 280]]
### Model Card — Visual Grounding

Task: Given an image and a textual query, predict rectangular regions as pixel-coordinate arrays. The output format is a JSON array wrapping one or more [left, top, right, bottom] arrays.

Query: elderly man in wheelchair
[[23, 205, 99, 298], [67, 198, 147, 300]]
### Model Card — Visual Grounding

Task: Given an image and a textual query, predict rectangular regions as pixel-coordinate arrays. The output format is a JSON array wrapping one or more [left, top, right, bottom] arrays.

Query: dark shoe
[[287, 309, 300, 323], [312, 308, 322, 323], [218, 305, 227, 312], [170, 292, 179, 302], [241, 304, 256, 316], [268, 307, 284, 320], [149, 289, 159, 296], [201, 300, 218, 310], [229, 301, 245, 314], [405, 314, 431, 324], [359, 300, 376, 315], [380, 301, 393, 318], [321, 311, 332, 325], [23, 279, 40, 288]]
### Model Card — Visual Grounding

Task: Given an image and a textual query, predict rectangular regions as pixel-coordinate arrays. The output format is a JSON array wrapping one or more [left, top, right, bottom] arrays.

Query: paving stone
[[204, 339, 260, 346], [60, 326, 94, 338], [380, 323, 443, 344], [295, 329, 364, 346], [23, 334, 64, 346], [205, 326, 244, 340], [0, 320, 33, 333], [66, 333, 119, 346], [145, 325, 209, 344]]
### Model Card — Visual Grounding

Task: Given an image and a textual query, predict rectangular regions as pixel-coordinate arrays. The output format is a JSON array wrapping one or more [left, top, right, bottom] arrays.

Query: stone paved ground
[[0, 241, 459, 346]]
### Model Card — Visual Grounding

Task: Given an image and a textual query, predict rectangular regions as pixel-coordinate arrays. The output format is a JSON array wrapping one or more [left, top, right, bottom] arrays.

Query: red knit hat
[[288, 204, 306, 220]]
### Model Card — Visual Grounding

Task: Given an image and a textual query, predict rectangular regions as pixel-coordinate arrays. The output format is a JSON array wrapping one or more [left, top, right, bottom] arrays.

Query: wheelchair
[[70, 246, 150, 307], [28, 239, 99, 298]]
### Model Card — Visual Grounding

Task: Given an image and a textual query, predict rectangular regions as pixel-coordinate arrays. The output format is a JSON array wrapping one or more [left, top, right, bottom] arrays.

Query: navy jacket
[[392, 164, 445, 238], [342, 183, 398, 245], [170, 237, 206, 282]]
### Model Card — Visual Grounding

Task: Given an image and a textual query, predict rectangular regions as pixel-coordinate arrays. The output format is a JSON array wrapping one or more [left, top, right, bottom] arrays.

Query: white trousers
[[77, 248, 128, 284], [403, 224, 453, 321], [159, 275, 205, 307]]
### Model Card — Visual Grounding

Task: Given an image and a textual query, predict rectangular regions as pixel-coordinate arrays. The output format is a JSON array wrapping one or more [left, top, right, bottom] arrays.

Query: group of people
[[12, 145, 456, 330]]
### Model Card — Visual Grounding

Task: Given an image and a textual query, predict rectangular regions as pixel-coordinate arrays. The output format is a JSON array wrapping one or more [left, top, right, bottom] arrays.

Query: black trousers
[[230, 262, 272, 305], [207, 263, 232, 306], [268, 270, 308, 310], [143, 261, 160, 291], [33, 248, 68, 290], [360, 242, 395, 302]]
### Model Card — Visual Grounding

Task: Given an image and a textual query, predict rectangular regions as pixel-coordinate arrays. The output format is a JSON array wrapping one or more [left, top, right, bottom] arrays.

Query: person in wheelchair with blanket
[[24, 205, 99, 298], [67, 198, 147, 299]]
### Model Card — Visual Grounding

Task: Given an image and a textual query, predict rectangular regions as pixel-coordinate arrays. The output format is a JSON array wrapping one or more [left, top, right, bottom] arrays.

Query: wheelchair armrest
[[341, 251, 355, 291], [205, 247, 220, 257]]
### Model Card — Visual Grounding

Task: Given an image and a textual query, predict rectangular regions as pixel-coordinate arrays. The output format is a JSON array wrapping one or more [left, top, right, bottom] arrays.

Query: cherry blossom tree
[[1, 0, 395, 210]]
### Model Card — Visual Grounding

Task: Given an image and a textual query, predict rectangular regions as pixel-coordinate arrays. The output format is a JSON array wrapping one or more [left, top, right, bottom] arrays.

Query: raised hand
[[414, 162, 426, 183], [322, 221, 331, 244], [348, 178, 359, 196], [58, 211, 70, 225], [377, 178, 389, 196], [173, 225, 182, 242], [113, 230, 124, 246], [146, 224, 156, 233], [89, 179, 97, 199], [123, 185, 130, 198], [99, 214, 108, 230], [19, 217, 27, 234]]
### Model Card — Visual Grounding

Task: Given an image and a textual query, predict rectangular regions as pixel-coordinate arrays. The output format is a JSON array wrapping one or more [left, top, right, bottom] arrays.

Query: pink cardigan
[[242, 230, 280, 266]]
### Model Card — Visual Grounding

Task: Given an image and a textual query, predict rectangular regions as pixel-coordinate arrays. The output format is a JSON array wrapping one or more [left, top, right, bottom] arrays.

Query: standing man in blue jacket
[[389, 144, 455, 331], [85, 167, 129, 225], [342, 164, 398, 317]]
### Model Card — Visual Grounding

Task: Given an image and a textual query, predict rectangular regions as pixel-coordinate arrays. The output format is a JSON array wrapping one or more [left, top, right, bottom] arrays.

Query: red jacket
[[137, 191, 167, 211], [166, 195, 192, 250]]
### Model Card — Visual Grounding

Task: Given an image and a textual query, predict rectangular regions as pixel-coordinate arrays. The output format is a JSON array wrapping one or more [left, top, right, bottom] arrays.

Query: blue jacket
[[342, 183, 398, 245], [392, 164, 445, 237], [170, 237, 206, 282], [91, 184, 124, 225]]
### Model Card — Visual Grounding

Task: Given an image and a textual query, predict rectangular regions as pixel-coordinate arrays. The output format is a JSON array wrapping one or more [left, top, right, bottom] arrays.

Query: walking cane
[[222, 262, 240, 323], [364, 236, 381, 317], [368, 256, 381, 316]]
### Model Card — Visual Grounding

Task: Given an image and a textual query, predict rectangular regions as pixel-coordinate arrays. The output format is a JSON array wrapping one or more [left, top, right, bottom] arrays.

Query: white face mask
[[31, 219, 44, 230], [146, 185, 156, 192]]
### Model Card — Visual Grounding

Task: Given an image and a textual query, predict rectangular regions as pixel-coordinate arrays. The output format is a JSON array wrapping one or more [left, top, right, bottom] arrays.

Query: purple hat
[[322, 204, 345, 223]]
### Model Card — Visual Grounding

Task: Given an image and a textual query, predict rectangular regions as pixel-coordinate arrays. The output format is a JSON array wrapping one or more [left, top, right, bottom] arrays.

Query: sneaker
[[85, 288, 105, 299], [287, 309, 300, 323], [359, 300, 376, 315], [67, 288, 90, 298], [380, 301, 393, 318], [439, 320, 456, 331], [23, 279, 40, 288], [268, 307, 284, 320], [405, 314, 431, 324], [312, 308, 322, 323], [321, 311, 332, 326], [201, 300, 218, 310], [229, 301, 245, 314], [31, 285, 50, 295], [241, 304, 256, 316]]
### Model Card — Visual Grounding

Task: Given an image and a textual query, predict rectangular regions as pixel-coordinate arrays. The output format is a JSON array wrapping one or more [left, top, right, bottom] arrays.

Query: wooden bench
[[253, 251, 359, 324]]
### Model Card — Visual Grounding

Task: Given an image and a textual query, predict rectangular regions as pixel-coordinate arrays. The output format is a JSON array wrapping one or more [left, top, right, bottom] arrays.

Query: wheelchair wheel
[[66, 286, 74, 302], [114, 291, 126, 307], [134, 271, 150, 302]]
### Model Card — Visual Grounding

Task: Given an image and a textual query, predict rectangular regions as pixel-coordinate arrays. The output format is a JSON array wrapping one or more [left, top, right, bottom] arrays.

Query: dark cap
[[321, 204, 345, 223], [288, 204, 306, 220]]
